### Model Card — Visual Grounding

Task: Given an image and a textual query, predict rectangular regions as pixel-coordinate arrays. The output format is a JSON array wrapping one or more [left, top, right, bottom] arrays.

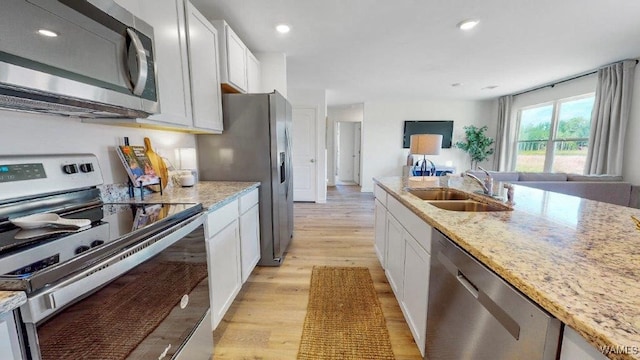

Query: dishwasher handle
[[457, 270, 479, 298]]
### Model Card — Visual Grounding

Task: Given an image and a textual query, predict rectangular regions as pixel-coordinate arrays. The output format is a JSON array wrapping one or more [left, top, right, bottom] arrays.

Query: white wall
[[623, 68, 640, 184], [361, 100, 496, 192], [327, 104, 364, 186], [256, 52, 287, 97], [0, 110, 196, 185], [287, 88, 328, 203]]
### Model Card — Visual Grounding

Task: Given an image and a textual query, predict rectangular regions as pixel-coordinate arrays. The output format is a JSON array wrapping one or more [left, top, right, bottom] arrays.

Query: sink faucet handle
[[504, 183, 515, 205]]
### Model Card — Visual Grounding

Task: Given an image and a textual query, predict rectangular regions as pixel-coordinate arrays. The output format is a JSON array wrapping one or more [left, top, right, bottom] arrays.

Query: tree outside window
[[515, 95, 595, 174]]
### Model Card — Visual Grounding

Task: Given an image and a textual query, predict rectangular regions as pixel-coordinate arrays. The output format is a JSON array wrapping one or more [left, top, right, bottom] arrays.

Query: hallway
[[213, 185, 422, 359]]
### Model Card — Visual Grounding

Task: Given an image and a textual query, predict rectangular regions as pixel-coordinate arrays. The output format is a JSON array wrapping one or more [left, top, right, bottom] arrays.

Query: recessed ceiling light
[[38, 29, 58, 37], [275, 24, 290, 34], [457, 19, 479, 31], [451, 83, 463, 87]]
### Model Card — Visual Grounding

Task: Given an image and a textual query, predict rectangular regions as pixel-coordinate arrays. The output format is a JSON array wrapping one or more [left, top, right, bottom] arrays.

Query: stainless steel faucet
[[464, 172, 491, 195]]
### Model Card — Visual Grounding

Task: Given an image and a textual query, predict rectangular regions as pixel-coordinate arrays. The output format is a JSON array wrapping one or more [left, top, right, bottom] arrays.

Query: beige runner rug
[[297, 266, 396, 359]]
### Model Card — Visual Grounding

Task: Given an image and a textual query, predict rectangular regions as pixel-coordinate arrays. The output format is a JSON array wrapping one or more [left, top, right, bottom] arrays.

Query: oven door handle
[[24, 213, 204, 323]]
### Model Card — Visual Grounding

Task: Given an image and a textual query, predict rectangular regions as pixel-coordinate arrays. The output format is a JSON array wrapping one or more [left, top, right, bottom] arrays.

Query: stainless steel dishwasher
[[426, 230, 561, 360]]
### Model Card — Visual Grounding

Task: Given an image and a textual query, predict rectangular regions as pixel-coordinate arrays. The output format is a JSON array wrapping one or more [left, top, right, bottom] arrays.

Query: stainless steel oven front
[[16, 207, 212, 360]]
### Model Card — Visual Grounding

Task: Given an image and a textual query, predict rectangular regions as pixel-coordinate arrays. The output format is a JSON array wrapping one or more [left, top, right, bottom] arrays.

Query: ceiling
[[190, 0, 640, 106]]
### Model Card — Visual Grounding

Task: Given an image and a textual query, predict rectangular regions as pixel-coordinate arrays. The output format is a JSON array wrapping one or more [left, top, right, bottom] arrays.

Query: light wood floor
[[212, 185, 422, 359]]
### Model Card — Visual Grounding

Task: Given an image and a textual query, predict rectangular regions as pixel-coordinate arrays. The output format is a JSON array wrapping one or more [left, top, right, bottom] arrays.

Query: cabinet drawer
[[239, 188, 259, 213], [374, 184, 387, 206], [206, 199, 239, 238], [387, 196, 431, 253]]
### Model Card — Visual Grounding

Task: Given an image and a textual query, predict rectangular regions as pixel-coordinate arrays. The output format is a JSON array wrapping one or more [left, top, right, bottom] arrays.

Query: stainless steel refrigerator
[[196, 91, 293, 266]]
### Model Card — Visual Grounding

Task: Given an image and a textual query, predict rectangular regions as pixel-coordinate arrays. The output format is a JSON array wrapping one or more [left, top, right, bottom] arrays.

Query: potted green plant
[[455, 125, 495, 169]]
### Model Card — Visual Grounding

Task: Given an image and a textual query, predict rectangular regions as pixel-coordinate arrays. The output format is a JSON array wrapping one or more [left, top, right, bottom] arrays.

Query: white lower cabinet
[[374, 198, 387, 268], [239, 188, 260, 283], [378, 186, 432, 357], [0, 311, 24, 360], [560, 326, 608, 360], [204, 188, 261, 330], [205, 199, 241, 330], [385, 214, 405, 298], [402, 233, 430, 356]]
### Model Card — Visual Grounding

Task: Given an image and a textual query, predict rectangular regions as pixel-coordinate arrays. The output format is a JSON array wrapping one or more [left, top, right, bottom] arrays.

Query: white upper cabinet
[[115, 0, 192, 127], [246, 51, 261, 93], [184, 2, 223, 132], [212, 20, 248, 93], [103, 0, 222, 133]]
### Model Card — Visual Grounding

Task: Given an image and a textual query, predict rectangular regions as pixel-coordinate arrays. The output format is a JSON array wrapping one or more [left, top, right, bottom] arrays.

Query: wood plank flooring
[[212, 185, 422, 359]]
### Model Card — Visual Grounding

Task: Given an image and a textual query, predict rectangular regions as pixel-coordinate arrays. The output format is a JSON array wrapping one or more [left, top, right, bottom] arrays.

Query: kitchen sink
[[407, 188, 470, 201], [427, 200, 512, 212]]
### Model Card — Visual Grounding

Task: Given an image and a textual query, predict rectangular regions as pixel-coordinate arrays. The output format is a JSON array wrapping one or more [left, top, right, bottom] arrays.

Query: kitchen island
[[374, 176, 640, 360]]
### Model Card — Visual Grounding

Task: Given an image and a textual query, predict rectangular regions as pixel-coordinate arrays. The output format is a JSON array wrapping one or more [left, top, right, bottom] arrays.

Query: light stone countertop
[[123, 181, 260, 210], [374, 176, 640, 360], [0, 291, 27, 314]]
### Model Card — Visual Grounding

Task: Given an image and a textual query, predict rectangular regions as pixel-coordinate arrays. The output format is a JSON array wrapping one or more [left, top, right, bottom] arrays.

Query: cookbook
[[115, 145, 160, 187]]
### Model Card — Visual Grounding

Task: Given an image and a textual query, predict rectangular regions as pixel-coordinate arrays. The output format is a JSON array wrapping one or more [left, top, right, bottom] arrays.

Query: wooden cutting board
[[144, 137, 169, 192]]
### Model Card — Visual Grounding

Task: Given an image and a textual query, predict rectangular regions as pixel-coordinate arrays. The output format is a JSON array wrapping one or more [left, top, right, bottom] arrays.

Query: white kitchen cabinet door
[[206, 219, 241, 330], [402, 233, 430, 357], [246, 51, 261, 93], [385, 213, 405, 299], [560, 326, 608, 360], [184, 2, 223, 132], [0, 311, 24, 360], [118, 0, 193, 127], [212, 20, 248, 93], [374, 198, 387, 268], [239, 203, 260, 283]]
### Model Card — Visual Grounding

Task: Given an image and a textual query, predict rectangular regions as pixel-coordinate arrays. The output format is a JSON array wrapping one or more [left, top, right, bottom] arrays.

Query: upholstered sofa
[[466, 170, 639, 208]]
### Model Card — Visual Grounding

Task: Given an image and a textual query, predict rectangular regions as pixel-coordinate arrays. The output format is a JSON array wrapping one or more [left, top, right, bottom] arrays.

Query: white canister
[[180, 174, 195, 187]]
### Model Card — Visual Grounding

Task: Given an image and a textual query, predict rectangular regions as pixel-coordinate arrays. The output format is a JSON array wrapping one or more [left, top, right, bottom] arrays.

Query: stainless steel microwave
[[0, 0, 160, 118]]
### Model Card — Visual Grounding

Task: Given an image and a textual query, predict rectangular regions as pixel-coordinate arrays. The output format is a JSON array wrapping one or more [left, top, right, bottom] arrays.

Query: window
[[515, 94, 595, 174]]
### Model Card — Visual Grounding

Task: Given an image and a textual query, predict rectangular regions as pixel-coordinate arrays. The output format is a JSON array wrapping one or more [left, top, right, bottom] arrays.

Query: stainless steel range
[[0, 154, 211, 360]]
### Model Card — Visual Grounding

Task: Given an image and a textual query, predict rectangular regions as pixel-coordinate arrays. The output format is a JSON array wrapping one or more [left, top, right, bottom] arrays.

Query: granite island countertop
[[374, 176, 640, 360], [124, 181, 260, 210]]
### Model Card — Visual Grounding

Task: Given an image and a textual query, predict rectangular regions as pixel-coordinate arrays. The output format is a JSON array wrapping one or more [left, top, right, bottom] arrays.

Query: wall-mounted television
[[403, 120, 454, 149]]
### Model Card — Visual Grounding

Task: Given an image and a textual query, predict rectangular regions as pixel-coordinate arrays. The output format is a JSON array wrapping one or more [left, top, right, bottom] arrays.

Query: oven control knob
[[90, 240, 104, 248], [80, 163, 94, 173], [62, 164, 78, 174], [75, 245, 90, 254]]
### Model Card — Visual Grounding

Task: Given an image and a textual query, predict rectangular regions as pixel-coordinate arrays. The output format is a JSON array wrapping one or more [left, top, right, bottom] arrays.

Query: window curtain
[[585, 60, 636, 175], [493, 95, 514, 171]]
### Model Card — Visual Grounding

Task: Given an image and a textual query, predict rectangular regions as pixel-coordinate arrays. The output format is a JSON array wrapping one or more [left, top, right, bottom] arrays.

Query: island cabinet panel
[[381, 186, 432, 357], [402, 232, 430, 356], [385, 213, 405, 298], [560, 326, 608, 360], [374, 198, 387, 268], [0, 311, 23, 360], [374, 184, 389, 267]]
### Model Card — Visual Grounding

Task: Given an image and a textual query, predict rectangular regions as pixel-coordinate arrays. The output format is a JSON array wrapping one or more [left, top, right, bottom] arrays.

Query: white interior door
[[292, 107, 317, 202], [354, 122, 362, 185], [338, 122, 355, 182]]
